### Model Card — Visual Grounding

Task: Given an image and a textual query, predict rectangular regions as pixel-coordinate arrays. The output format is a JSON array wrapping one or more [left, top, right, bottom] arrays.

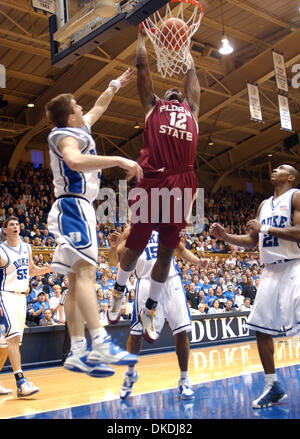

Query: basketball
[[159, 17, 189, 51]]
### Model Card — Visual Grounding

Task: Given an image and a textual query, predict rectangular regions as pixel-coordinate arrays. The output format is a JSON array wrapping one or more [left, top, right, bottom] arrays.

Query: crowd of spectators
[[0, 162, 265, 326]]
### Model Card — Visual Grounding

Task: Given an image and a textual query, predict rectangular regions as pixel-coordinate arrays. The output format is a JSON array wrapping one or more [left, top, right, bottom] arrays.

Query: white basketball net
[[143, 0, 203, 78]]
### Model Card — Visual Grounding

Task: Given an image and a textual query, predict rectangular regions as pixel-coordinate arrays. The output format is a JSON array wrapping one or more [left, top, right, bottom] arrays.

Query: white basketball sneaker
[[107, 286, 125, 324], [0, 384, 13, 395], [17, 378, 39, 398], [138, 307, 157, 343]]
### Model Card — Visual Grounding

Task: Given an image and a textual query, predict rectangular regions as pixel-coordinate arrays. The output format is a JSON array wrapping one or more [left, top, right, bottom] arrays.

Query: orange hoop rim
[[170, 0, 204, 16]]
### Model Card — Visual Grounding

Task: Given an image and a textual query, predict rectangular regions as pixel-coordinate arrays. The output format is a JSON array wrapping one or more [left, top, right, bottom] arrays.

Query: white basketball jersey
[[48, 123, 101, 203], [135, 231, 177, 279], [259, 188, 300, 263], [0, 239, 31, 292]]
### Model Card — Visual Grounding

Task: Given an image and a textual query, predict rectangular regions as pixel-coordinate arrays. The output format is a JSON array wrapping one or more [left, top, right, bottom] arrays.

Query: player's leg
[[256, 331, 275, 374], [139, 229, 178, 343], [2, 293, 39, 397], [108, 247, 142, 323], [175, 331, 194, 400], [120, 335, 142, 400], [247, 265, 288, 408], [63, 266, 137, 376], [0, 347, 12, 395], [6, 335, 39, 397], [252, 331, 287, 408], [164, 274, 194, 399], [108, 222, 153, 324]]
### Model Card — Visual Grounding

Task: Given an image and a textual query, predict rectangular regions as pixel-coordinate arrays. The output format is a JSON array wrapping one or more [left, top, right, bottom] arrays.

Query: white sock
[[265, 373, 277, 386], [116, 268, 132, 287], [180, 371, 188, 381], [90, 327, 107, 347], [71, 336, 86, 352], [148, 278, 165, 303], [127, 365, 135, 375]]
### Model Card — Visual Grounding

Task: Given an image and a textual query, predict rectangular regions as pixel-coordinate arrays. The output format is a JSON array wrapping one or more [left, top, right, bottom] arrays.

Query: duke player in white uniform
[[45, 69, 143, 377], [0, 216, 52, 397], [210, 164, 300, 409], [108, 227, 208, 400]]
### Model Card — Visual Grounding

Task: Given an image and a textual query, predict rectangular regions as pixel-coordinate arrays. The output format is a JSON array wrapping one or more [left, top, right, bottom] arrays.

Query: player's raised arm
[[184, 53, 200, 120], [136, 26, 159, 114], [84, 68, 135, 127]]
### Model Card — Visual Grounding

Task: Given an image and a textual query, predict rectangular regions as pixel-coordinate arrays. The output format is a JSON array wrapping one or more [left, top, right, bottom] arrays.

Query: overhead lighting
[[134, 121, 140, 129], [219, 0, 234, 55], [219, 36, 233, 55], [267, 153, 273, 157], [27, 103, 35, 108], [208, 139, 214, 146]]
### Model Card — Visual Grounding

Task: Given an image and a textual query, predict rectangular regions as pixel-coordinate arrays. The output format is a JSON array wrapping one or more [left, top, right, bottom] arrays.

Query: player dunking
[[45, 69, 142, 376], [108, 228, 208, 400], [210, 164, 300, 408], [108, 27, 200, 344], [0, 216, 52, 397]]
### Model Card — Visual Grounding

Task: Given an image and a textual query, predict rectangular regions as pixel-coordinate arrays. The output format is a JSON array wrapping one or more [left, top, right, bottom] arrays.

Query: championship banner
[[247, 82, 263, 123], [278, 92, 293, 132], [0, 64, 5, 88], [31, 0, 55, 14], [272, 50, 288, 93]]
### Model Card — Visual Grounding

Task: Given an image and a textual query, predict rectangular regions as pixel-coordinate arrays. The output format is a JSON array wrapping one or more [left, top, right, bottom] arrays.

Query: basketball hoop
[[142, 0, 204, 78]]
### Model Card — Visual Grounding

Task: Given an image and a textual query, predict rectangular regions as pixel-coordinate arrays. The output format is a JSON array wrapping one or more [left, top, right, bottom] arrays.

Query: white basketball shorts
[[47, 197, 98, 275], [0, 291, 26, 347], [130, 275, 192, 337], [246, 259, 300, 336]]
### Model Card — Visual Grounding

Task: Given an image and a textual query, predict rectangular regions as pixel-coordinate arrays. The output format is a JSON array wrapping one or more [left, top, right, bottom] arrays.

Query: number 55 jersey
[[0, 239, 31, 292]]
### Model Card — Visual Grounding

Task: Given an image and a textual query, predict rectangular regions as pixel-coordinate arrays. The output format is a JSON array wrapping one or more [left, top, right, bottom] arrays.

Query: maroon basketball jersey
[[139, 99, 198, 171]]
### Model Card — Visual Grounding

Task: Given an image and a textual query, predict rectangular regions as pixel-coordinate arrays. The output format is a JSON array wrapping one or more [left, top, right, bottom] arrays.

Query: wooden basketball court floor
[[0, 336, 299, 420]]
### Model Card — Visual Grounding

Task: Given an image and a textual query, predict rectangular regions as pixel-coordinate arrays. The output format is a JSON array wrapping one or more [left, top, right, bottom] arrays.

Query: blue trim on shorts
[[0, 293, 11, 336], [130, 278, 140, 331], [172, 323, 192, 334], [246, 322, 283, 333], [58, 198, 92, 250], [174, 266, 192, 321]]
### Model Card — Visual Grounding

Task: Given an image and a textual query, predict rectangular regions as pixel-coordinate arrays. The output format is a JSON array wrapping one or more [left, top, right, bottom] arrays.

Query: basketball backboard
[[49, 0, 171, 67]]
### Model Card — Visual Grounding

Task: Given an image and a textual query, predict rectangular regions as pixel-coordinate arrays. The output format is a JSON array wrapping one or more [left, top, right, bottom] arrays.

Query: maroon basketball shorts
[[126, 170, 198, 251]]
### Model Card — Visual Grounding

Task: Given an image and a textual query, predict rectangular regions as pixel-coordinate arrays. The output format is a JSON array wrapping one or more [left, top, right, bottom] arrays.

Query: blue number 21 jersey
[[258, 188, 300, 264]]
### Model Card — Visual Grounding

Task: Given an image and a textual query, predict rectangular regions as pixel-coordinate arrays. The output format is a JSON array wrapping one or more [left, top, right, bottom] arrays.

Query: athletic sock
[[148, 278, 165, 303], [127, 365, 136, 376], [265, 373, 277, 386], [71, 336, 87, 352], [90, 327, 107, 347], [180, 371, 188, 381], [116, 268, 132, 287]]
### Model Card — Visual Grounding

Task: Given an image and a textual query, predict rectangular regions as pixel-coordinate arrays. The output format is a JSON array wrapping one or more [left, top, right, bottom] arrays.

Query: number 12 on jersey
[[169, 112, 187, 130]]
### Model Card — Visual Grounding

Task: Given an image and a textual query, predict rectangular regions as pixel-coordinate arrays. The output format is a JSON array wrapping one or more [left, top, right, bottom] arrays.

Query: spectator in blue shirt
[[206, 287, 217, 308], [223, 284, 236, 302], [32, 292, 50, 325]]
